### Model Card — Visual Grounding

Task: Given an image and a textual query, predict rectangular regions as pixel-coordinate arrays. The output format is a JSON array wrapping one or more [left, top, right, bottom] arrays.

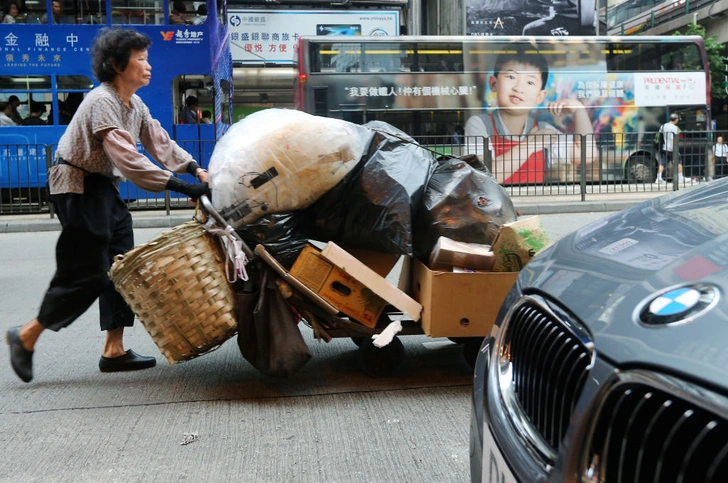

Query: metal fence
[[416, 131, 717, 201], [0, 131, 720, 216], [0, 138, 215, 216]]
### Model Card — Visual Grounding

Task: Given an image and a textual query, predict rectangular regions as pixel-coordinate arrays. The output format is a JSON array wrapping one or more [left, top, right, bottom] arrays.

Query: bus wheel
[[625, 156, 655, 183]]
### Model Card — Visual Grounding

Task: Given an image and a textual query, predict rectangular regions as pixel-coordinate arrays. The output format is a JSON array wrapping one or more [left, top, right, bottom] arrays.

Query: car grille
[[584, 377, 728, 483], [497, 295, 594, 460]]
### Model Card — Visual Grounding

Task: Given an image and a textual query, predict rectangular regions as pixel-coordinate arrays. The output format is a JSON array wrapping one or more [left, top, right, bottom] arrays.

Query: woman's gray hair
[[92, 28, 151, 83]]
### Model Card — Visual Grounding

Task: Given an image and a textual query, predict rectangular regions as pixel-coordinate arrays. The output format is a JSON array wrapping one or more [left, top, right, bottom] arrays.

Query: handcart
[[109, 194, 517, 378], [196, 195, 518, 377]]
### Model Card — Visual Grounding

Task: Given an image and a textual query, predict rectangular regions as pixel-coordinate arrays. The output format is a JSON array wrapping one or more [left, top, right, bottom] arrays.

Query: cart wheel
[[351, 336, 367, 347], [357, 336, 405, 377], [463, 337, 485, 370]]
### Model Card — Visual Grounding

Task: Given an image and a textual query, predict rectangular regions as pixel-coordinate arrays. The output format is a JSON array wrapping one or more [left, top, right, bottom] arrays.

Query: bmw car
[[470, 178, 728, 482]]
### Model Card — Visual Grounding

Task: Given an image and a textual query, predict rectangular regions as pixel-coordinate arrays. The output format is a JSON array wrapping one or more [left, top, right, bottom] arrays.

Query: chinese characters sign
[[633, 72, 706, 106], [227, 9, 399, 64], [2, 30, 90, 69]]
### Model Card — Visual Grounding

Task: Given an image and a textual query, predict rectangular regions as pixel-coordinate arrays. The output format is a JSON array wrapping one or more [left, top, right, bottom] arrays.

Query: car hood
[[521, 179, 728, 390]]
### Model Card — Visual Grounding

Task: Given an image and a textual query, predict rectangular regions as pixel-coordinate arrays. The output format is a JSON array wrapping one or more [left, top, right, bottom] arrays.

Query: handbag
[[236, 261, 312, 377]]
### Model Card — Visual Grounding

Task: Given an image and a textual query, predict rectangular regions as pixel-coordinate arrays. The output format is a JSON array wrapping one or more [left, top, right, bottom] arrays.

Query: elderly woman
[[6, 27, 210, 383]]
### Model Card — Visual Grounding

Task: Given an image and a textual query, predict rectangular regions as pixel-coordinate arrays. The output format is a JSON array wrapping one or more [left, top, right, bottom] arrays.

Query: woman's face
[[117, 48, 151, 91], [9, 4, 19, 15]]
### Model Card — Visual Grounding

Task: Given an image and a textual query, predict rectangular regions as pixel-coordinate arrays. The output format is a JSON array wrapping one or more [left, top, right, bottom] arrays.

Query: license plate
[[482, 423, 518, 483]]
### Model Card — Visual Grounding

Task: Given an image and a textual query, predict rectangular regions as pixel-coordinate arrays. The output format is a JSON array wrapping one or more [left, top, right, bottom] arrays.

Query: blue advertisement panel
[[1, 26, 210, 73]]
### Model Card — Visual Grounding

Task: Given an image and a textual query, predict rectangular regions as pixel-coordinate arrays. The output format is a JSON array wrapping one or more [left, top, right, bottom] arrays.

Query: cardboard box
[[320, 242, 422, 322], [343, 247, 400, 278], [412, 259, 518, 338], [289, 245, 387, 328], [428, 236, 495, 271], [491, 216, 550, 272]]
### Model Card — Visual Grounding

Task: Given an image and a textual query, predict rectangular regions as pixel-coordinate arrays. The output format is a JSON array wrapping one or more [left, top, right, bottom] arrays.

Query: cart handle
[[199, 195, 255, 260]]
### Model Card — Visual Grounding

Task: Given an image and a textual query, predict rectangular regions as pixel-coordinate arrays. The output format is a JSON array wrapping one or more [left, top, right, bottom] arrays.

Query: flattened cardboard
[[491, 216, 550, 272], [412, 259, 518, 338], [320, 242, 422, 322], [289, 245, 386, 328]]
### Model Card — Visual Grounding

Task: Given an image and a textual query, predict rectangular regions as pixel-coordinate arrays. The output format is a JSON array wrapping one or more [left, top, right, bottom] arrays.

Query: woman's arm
[[139, 118, 207, 181]]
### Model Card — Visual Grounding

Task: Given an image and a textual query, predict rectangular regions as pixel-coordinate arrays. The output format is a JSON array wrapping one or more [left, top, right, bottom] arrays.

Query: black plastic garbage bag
[[310, 121, 436, 256], [235, 211, 314, 270], [414, 156, 517, 258], [236, 261, 312, 378]]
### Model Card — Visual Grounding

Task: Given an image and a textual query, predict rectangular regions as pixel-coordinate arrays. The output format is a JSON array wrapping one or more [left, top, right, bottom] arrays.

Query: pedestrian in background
[[6, 27, 210, 384], [0, 101, 17, 125], [714, 135, 728, 179], [21, 101, 46, 125], [180, 95, 199, 124], [41, 0, 64, 24], [656, 113, 684, 183], [7, 95, 23, 124], [2, 1, 19, 23]]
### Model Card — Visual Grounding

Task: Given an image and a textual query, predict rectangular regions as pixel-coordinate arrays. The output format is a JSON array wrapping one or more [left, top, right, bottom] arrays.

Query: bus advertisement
[[295, 35, 711, 185], [0, 0, 232, 211]]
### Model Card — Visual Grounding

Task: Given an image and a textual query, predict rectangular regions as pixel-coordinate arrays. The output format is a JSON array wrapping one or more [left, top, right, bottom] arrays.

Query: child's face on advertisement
[[489, 61, 546, 113]]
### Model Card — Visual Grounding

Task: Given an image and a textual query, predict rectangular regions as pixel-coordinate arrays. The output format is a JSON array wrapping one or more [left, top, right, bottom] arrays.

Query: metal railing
[[416, 131, 716, 200], [0, 139, 215, 216], [0, 132, 718, 215]]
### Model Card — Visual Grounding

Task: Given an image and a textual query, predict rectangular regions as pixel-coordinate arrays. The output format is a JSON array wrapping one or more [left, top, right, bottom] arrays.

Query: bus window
[[74, 0, 107, 24], [111, 0, 164, 24], [54, 76, 93, 125], [34, 0, 73, 24], [0, 76, 52, 125], [415, 42, 463, 72], [361, 43, 411, 73], [220, 78, 231, 125]]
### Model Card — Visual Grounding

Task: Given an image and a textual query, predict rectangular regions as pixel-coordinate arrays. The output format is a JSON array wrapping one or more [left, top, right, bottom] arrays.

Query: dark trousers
[[716, 156, 727, 178], [38, 174, 135, 332]]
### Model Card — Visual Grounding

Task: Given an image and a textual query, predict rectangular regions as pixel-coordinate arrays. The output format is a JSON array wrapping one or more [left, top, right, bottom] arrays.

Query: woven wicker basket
[[109, 220, 238, 364]]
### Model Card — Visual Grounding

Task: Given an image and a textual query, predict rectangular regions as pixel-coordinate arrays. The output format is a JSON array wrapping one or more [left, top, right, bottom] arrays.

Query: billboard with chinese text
[[227, 9, 399, 64]]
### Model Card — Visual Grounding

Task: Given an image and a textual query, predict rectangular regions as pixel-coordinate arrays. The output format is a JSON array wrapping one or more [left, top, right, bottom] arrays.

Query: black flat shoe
[[7, 326, 33, 383], [99, 349, 156, 373]]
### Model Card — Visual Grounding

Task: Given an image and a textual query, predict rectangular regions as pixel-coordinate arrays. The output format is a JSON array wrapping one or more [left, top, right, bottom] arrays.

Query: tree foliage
[[674, 23, 727, 100]]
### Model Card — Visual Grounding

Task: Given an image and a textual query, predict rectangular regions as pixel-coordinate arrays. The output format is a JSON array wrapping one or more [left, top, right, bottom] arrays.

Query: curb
[[0, 199, 651, 234], [516, 200, 646, 215], [0, 214, 194, 234]]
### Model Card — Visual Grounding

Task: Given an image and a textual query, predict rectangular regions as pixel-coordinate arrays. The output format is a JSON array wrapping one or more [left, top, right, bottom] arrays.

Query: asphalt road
[[0, 212, 610, 483]]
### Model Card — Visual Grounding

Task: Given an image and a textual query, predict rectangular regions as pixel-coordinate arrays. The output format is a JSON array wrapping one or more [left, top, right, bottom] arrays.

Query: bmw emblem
[[639, 284, 718, 326]]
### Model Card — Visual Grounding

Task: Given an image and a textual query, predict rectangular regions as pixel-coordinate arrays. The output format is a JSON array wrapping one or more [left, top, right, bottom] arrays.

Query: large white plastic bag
[[209, 109, 371, 229]]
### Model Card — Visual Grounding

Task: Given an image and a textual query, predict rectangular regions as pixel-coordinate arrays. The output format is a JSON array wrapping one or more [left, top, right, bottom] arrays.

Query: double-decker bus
[[0, 0, 232, 211], [295, 35, 711, 185]]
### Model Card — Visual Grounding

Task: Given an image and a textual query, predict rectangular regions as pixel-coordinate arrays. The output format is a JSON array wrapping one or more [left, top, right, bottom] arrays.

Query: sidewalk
[[0, 191, 667, 234]]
